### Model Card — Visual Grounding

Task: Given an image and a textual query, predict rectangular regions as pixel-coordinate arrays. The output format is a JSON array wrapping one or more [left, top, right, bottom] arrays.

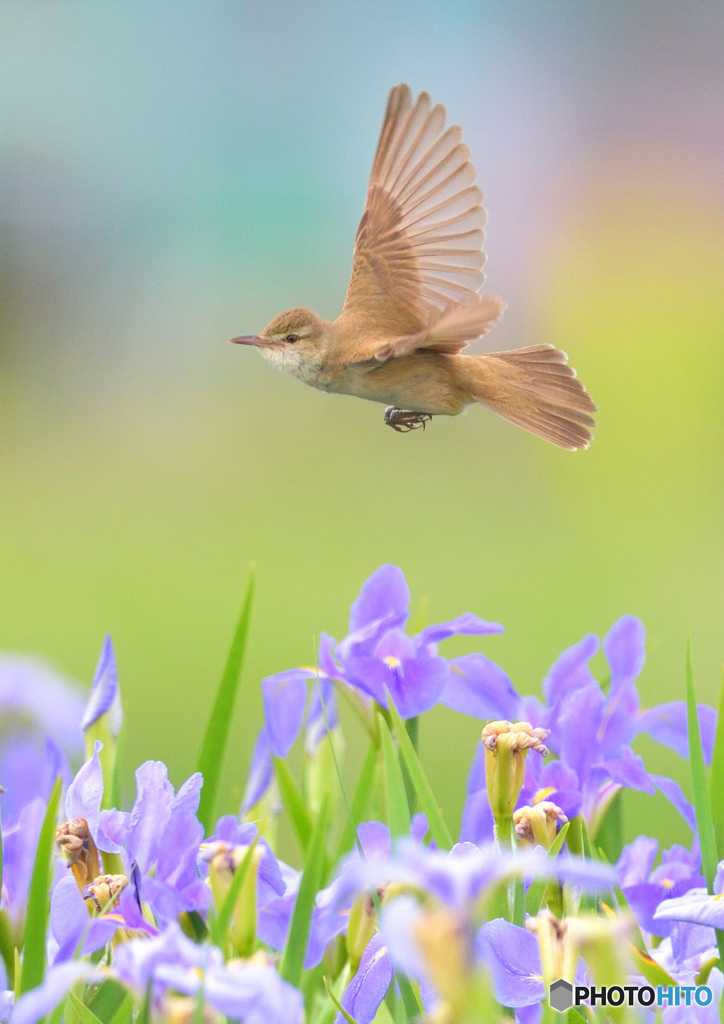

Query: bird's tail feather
[[460, 344, 597, 450]]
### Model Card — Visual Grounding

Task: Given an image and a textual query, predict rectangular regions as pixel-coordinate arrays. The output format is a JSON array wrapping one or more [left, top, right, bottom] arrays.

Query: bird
[[231, 84, 596, 450]]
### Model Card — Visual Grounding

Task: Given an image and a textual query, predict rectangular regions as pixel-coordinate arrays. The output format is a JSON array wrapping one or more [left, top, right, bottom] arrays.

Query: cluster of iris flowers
[[0, 565, 722, 1023]]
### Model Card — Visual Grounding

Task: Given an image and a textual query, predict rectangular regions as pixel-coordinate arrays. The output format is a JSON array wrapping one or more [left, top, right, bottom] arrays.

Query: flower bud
[[514, 801, 567, 850], [200, 840, 262, 958], [346, 886, 386, 972], [482, 721, 548, 844], [56, 817, 100, 891], [82, 873, 128, 914]]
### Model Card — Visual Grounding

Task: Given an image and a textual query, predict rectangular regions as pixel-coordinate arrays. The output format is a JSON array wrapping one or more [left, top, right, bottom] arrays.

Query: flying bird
[[232, 84, 596, 449]]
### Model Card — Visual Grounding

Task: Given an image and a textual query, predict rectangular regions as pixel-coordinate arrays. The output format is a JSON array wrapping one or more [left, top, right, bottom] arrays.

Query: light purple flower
[[262, 565, 511, 757], [617, 836, 703, 937], [462, 617, 702, 842], [93, 761, 210, 926], [0, 654, 85, 755], [79, 636, 122, 736], [11, 961, 103, 1024], [477, 918, 545, 1008], [337, 932, 394, 1024], [114, 922, 303, 1024]]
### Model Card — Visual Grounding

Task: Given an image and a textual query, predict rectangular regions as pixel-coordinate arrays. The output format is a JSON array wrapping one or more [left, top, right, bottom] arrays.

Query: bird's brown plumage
[[232, 84, 597, 450]]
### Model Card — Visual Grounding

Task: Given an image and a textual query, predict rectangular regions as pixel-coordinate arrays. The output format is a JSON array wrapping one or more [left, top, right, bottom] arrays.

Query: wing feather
[[341, 85, 496, 348]]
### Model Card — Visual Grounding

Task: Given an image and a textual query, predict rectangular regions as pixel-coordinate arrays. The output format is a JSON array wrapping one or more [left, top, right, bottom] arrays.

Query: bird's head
[[230, 307, 328, 374]]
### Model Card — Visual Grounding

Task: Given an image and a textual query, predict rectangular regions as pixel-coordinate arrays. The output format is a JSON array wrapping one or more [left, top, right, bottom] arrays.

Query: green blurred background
[[2, 1, 722, 852]]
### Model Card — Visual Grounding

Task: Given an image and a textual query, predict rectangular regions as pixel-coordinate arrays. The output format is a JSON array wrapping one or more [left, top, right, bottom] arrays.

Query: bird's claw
[[384, 407, 433, 432]]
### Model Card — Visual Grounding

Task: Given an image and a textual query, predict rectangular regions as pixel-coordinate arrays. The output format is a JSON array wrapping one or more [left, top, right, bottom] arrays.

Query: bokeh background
[[2, 1, 723, 853]]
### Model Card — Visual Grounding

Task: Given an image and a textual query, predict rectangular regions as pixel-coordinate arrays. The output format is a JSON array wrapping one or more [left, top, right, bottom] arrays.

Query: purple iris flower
[[326, 831, 612, 1023], [477, 918, 545, 1009], [99, 760, 210, 925], [0, 736, 71, 828], [462, 617, 703, 843], [0, 654, 85, 756], [241, 726, 275, 813], [1, 797, 47, 930], [647, 937, 723, 1024], [113, 922, 303, 1024], [10, 961, 103, 1024], [617, 836, 704, 938], [79, 635, 122, 736], [0, 655, 84, 824], [337, 931, 394, 1024], [263, 565, 513, 758], [56, 749, 210, 936]]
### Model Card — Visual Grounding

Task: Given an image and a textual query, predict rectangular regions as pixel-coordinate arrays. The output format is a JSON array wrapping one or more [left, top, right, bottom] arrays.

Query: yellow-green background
[[2, 2, 722, 852]]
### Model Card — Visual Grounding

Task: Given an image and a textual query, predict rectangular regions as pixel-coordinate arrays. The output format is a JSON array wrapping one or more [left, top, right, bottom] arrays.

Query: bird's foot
[[384, 407, 433, 432]]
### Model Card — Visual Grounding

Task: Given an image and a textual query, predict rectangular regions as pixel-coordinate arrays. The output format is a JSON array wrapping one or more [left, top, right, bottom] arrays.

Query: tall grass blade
[[334, 743, 377, 862], [273, 755, 313, 855], [68, 992, 104, 1024], [708, 668, 724, 859], [685, 641, 724, 974], [196, 566, 255, 833], [686, 641, 718, 888], [279, 794, 331, 989], [385, 698, 453, 849], [379, 715, 412, 838], [19, 775, 62, 995]]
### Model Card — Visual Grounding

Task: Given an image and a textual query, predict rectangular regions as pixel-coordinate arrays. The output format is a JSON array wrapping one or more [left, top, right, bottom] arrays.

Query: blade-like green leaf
[[196, 567, 255, 833], [19, 775, 62, 995], [379, 715, 412, 839], [334, 743, 378, 862], [686, 642, 718, 889], [685, 642, 724, 971], [87, 980, 130, 1024], [109, 994, 135, 1024], [629, 944, 678, 987], [525, 821, 571, 916], [279, 795, 331, 988], [273, 756, 313, 855], [322, 976, 362, 1024], [69, 992, 104, 1024], [385, 699, 453, 849], [708, 668, 724, 859]]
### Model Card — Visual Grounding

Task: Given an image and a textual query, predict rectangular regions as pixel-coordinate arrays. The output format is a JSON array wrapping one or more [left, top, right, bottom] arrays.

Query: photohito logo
[[548, 981, 713, 1012]]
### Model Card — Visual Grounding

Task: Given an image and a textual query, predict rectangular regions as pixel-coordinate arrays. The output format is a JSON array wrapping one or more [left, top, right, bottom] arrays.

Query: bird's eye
[[285, 333, 299, 344]]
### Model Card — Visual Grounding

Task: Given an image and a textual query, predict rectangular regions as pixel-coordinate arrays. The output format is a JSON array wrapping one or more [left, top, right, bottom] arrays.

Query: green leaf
[[87, 980, 130, 1024], [379, 715, 412, 839], [686, 641, 718, 889], [385, 698, 453, 850], [334, 743, 378, 862], [196, 566, 255, 833], [593, 789, 623, 863], [19, 775, 62, 995], [69, 992, 104, 1024], [525, 822, 571, 916], [629, 944, 678, 987], [279, 794, 331, 988], [108, 994, 135, 1024], [322, 976, 362, 1024], [273, 756, 313, 855], [685, 642, 724, 972], [708, 668, 724, 859]]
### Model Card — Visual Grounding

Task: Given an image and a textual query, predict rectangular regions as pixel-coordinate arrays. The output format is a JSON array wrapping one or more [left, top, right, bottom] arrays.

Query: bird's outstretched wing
[[340, 84, 502, 363]]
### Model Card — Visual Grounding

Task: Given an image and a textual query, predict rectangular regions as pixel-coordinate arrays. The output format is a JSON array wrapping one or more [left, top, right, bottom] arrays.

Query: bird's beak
[[230, 334, 283, 349]]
